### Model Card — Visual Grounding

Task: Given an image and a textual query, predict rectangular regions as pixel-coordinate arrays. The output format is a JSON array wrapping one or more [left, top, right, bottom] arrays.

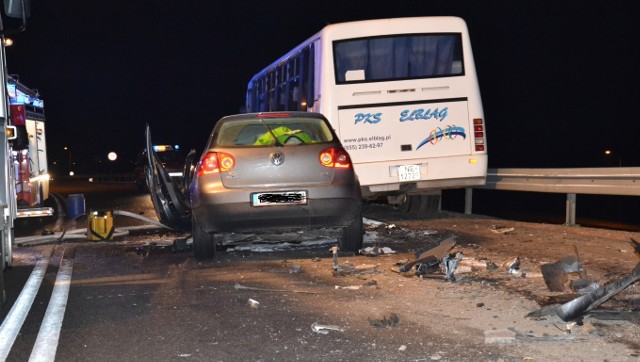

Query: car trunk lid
[[218, 145, 335, 188]]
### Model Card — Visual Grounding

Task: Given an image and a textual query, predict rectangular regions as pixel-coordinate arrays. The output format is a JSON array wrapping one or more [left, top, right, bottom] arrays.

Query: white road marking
[[29, 258, 73, 362], [0, 258, 50, 360]]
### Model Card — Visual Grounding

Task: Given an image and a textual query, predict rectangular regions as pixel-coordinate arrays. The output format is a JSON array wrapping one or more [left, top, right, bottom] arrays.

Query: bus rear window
[[333, 33, 463, 84]]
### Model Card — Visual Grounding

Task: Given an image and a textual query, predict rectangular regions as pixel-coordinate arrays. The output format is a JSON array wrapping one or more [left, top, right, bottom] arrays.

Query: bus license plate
[[251, 191, 307, 206], [398, 165, 421, 182]]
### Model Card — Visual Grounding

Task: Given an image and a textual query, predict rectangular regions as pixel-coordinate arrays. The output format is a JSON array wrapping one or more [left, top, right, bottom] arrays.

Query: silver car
[[190, 112, 363, 259]]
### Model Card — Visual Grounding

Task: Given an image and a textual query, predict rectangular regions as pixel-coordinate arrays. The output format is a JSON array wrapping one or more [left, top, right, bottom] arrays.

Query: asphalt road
[[2, 182, 501, 361], [2, 181, 639, 361]]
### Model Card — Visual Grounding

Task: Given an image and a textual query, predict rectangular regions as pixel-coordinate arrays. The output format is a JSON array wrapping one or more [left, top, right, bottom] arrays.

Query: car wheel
[[192, 217, 216, 259], [339, 211, 363, 253]]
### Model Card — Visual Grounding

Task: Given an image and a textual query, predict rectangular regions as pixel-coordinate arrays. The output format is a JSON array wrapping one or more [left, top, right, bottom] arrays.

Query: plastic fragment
[[311, 322, 344, 334]]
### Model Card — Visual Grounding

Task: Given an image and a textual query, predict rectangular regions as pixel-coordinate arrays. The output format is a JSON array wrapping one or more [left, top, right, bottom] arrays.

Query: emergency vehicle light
[[6, 125, 17, 140], [153, 145, 180, 152]]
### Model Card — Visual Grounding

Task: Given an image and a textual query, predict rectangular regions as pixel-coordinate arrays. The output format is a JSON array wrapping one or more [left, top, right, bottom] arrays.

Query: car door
[[144, 124, 192, 231]]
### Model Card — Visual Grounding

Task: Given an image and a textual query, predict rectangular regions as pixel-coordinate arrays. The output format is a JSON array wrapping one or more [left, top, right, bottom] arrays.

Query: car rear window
[[214, 117, 335, 147]]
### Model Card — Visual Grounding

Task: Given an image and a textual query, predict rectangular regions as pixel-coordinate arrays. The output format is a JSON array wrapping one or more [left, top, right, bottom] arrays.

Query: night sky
[[5, 1, 639, 174]]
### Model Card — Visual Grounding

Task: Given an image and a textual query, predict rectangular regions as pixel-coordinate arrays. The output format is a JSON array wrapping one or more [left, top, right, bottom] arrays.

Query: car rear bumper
[[192, 198, 361, 233]]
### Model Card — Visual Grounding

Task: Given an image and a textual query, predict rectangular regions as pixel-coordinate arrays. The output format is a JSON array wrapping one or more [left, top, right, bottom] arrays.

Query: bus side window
[[290, 82, 300, 110], [267, 71, 276, 111], [300, 45, 315, 110], [258, 77, 267, 112], [288, 56, 301, 111]]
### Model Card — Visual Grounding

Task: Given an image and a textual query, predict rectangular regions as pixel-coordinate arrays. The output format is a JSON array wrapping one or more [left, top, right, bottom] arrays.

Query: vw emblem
[[270, 152, 285, 166]]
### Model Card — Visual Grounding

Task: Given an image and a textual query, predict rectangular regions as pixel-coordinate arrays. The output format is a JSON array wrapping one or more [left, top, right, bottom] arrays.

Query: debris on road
[[500, 256, 525, 277], [368, 313, 399, 328], [443, 252, 464, 281], [288, 264, 303, 274], [230, 238, 337, 252], [490, 225, 515, 234], [311, 322, 345, 334], [330, 245, 345, 270], [556, 261, 640, 321], [335, 285, 361, 290], [335, 281, 378, 290], [362, 217, 385, 226], [500, 255, 520, 271], [484, 328, 516, 344], [359, 245, 396, 256], [391, 235, 456, 273], [330, 245, 378, 276], [541, 247, 586, 292], [233, 282, 319, 294], [247, 299, 260, 309], [135, 240, 177, 256]]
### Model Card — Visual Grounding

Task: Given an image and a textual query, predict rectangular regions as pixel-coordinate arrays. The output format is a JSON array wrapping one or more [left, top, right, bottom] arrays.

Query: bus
[[245, 16, 487, 212]]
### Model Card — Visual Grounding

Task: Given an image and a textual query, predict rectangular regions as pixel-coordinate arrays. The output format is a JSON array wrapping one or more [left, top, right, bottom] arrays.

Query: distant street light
[[107, 152, 118, 180], [3, 38, 13, 47], [64, 146, 73, 174], [604, 149, 622, 167]]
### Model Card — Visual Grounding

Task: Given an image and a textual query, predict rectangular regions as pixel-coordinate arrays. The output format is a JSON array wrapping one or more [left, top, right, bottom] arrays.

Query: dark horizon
[[5, 1, 638, 174]]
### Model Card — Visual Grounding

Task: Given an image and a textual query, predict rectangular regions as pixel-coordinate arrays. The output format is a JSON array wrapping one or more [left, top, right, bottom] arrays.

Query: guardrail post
[[464, 187, 473, 215], [565, 193, 577, 226]]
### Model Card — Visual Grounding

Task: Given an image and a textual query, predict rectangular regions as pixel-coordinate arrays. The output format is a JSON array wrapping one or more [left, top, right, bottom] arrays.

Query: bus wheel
[[398, 194, 440, 216]]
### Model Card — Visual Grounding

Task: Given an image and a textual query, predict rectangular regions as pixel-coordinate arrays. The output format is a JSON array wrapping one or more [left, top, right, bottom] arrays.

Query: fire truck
[[1, 0, 40, 305], [8, 75, 51, 218]]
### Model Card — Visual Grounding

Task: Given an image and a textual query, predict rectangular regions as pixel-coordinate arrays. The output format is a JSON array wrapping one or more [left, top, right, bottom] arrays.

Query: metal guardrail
[[466, 167, 640, 226]]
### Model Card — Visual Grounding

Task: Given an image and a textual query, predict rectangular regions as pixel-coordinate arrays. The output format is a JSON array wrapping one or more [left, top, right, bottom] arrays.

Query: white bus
[[246, 16, 487, 212]]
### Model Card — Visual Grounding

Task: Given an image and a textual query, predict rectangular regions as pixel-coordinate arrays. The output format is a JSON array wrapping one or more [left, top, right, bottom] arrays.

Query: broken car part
[[541, 255, 585, 292], [393, 235, 456, 273], [368, 313, 400, 328], [556, 262, 640, 322], [443, 252, 464, 281]]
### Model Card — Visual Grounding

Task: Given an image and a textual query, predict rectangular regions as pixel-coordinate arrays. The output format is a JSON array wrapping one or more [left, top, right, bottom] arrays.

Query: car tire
[[192, 217, 216, 259], [339, 210, 363, 253]]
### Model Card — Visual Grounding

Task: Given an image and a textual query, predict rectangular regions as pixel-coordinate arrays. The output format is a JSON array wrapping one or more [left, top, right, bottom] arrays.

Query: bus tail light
[[197, 152, 235, 175], [319, 147, 352, 168], [473, 118, 486, 152]]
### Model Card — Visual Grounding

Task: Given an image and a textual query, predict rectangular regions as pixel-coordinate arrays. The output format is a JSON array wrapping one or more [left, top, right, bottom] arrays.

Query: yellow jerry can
[[87, 210, 114, 240]]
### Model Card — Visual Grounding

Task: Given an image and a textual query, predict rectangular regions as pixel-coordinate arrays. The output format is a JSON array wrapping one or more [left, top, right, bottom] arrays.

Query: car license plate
[[251, 191, 308, 206], [398, 164, 421, 182]]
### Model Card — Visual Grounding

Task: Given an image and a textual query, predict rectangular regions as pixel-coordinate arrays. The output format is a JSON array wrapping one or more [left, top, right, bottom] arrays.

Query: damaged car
[[190, 112, 363, 259], [144, 112, 363, 259]]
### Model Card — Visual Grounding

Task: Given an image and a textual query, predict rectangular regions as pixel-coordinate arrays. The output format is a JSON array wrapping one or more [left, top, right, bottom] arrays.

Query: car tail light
[[319, 147, 352, 168], [473, 118, 486, 152], [197, 152, 235, 175]]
